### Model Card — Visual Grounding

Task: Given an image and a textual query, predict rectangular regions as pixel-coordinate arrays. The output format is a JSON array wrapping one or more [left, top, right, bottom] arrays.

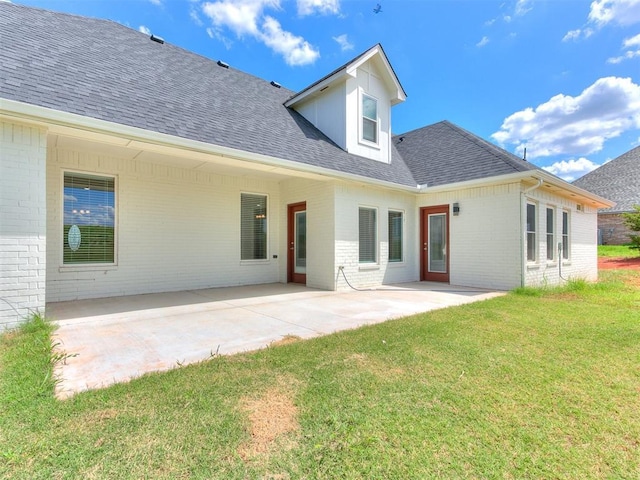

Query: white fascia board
[[1, 98, 419, 193], [284, 69, 350, 108], [419, 170, 615, 208]]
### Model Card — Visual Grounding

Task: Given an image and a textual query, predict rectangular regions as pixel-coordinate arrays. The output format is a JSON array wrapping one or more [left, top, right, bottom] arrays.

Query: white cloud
[[333, 33, 353, 51], [476, 36, 490, 47], [515, 0, 533, 16], [589, 0, 640, 27], [139, 25, 151, 35], [201, 0, 320, 66], [542, 158, 600, 182], [565, 0, 640, 40], [190, 6, 204, 26], [607, 32, 640, 63], [148, 0, 162, 5], [297, 0, 339, 16], [492, 76, 640, 159], [260, 16, 320, 65]]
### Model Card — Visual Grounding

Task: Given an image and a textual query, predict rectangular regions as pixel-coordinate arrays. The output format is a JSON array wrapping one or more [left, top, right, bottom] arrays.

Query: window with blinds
[[241, 193, 268, 260], [359, 207, 377, 263], [388, 210, 403, 262], [526, 203, 537, 262], [362, 94, 378, 144], [63, 172, 116, 264], [562, 210, 570, 260], [546, 207, 555, 261]]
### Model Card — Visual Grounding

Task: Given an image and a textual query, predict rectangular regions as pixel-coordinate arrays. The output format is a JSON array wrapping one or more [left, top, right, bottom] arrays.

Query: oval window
[[68, 224, 81, 252]]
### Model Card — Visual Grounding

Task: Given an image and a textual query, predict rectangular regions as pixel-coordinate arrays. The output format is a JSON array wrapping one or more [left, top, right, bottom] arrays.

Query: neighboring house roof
[[394, 121, 540, 187], [573, 146, 640, 213]]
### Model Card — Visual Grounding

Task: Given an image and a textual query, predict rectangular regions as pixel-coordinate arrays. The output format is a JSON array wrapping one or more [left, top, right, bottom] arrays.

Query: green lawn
[[2, 272, 639, 479], [598, 244, 638, 258]]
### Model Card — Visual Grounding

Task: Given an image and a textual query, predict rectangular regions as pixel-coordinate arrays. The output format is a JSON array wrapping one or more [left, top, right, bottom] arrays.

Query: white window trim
[[562, 209, 571, 263], [359, 90, 380, 149], [358, 205, 379, 265], [240, 191, 270, 263], [526, 201, 538, 264], [60, 169, 118, 269], [388, 209, 405, 264], [546, 206, 556, 263]]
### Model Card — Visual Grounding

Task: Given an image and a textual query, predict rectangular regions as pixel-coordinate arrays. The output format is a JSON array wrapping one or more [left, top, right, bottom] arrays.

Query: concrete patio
[[48, 282, 505, 398]]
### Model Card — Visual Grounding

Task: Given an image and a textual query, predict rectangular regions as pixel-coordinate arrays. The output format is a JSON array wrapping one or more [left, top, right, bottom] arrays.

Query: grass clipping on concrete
[[1, 270, 639, 479]]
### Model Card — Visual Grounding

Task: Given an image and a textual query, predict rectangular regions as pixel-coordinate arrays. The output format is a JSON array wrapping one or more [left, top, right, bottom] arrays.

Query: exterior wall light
[[453, 202, 460, 216]]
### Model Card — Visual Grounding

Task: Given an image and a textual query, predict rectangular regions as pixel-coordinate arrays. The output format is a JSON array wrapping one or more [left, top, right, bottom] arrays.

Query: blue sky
[[14, 0, 640, 181]]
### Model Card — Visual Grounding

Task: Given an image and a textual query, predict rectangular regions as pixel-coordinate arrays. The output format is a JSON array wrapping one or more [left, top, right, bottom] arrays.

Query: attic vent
[[217, 60, 229, 69], [270, 81, 281, 88], [150, 34, 165, 44]]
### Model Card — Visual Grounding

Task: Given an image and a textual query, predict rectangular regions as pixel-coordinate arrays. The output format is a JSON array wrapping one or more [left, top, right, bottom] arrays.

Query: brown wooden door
[[287, 202, 307, 284], [420, 205, 450, 282]]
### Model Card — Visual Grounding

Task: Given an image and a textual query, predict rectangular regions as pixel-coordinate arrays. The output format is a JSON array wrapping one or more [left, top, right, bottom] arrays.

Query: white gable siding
[[279, 178, 336, 290], [523, 189, 598, 286], [345, 60, 392, 163], [334, 183, 418, 290], [420, 183, 523, 290], [46, 144, 281, 303], [0, 121, 47, 328], [294, 84, 346, 150]]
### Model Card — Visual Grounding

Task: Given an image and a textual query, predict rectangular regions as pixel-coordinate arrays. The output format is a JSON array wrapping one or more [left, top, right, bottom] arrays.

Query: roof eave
[[419, 170, 616, 209]]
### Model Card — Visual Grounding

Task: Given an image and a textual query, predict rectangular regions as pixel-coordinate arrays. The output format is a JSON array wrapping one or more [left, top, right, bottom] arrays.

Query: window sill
[[359, 263, 380, 271], [59, 264, 118, 273], [387, 261, 405, 267], [526, 263, 540, 270], [358, 138, 381, 150], [240, 260, 271, 266]]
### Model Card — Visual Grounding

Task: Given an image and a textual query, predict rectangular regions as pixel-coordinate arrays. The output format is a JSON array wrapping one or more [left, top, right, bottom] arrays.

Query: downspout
[[520, 178, 544, 287]]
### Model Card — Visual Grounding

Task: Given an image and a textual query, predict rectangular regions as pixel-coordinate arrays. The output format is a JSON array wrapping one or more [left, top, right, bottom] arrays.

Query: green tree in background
[[622, 205, 640, 253]]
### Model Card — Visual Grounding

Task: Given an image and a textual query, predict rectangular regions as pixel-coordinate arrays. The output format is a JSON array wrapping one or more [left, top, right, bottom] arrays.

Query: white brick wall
[[334, 183, 418, 290], [524, 189, 598, 286], [46, 145, 282, 303], [0, 121, 47, 329], [419, 183, 523, 290], [279, 178, 336, 290]]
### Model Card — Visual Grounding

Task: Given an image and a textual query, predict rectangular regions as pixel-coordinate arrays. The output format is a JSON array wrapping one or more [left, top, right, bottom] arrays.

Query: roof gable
[[285, 44, 407, 108]]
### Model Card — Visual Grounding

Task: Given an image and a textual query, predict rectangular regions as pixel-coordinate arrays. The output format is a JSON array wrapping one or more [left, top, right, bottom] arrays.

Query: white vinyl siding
[[359, 207, 377, 263], [241, 193, 268, 260]]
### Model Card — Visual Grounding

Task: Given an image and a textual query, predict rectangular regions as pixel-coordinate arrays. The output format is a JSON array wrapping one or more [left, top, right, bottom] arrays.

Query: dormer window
[[362, 93, 378, 144]]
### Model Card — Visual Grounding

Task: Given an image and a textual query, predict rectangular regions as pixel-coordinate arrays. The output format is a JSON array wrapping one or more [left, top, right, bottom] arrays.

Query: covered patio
[[47, 282, 504, 398]]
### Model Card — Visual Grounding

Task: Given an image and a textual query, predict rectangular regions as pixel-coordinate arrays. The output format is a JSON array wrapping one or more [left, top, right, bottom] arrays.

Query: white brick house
[[0, 4, 612, 328]]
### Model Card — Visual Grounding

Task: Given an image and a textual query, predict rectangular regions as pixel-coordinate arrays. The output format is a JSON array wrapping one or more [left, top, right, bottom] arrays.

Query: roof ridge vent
[[150, 34, 165, 44], [270, 81, 281, 88], [217, 60, 229, 69]]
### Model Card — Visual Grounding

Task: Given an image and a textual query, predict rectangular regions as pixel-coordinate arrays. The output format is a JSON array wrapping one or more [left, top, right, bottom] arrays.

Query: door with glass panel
[[420, 205, 450, 282], [287, 202, 307, 284]]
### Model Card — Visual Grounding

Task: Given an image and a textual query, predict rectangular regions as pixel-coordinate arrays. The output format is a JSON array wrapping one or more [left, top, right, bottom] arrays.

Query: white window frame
[[546, 207, 555, 262], [388, 209, 404, 263], [61, 170, 117, 268], [562, 210, 570, 261], [359, 206, 378, 264], [240, 192, 269, 262], [360, 92, 379, 146], [526, 202, 537, 263]]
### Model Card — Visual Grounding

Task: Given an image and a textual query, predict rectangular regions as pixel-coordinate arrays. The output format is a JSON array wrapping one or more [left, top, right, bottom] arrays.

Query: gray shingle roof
[[1, 3, 544, 191], [573, 146, 640, 213], [394, 121, 540, 187]]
